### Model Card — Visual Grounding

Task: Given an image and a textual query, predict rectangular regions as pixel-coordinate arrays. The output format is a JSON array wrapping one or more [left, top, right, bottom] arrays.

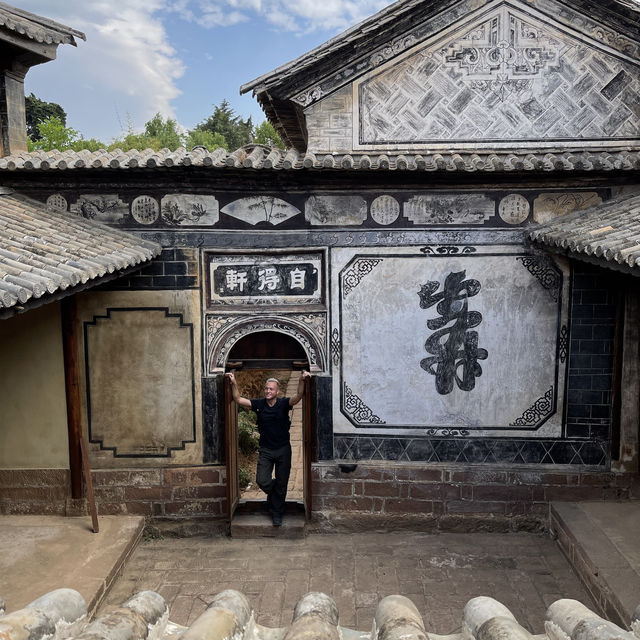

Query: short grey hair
[[265, 377, 280, 387]]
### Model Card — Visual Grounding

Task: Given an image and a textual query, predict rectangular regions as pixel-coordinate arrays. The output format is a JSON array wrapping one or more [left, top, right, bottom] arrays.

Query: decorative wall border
[[334, 434, 608, 466], [516, 255, 563, 302], [337, 249, 567, 432], [83, 307, 196, 458], [206, 313, 327, 374]]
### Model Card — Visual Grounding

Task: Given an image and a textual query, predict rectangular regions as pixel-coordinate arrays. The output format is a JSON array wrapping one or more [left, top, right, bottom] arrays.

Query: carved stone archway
[[206, 313, 326, 374]]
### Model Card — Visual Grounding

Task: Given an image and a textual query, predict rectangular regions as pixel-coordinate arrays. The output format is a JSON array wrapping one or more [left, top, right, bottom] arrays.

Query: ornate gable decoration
[[352, 0, 640, 150]]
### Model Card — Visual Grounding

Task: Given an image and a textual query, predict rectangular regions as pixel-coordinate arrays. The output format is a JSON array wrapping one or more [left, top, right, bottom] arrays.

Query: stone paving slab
[[97, 531, 595, 635], [0, 515, 144, 615]]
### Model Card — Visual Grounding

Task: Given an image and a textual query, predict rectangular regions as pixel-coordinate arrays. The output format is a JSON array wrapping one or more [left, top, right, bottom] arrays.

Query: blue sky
[[17, 0, 393, 144]]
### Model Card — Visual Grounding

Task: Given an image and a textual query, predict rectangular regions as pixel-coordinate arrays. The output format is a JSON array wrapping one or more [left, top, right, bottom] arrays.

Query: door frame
[[224, 359, 313, 521]]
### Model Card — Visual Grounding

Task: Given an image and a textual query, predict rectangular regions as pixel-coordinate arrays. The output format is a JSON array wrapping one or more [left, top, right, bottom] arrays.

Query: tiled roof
[[529, 193, 640, 273], [6, 586, 640, 640], [1, 146, 639, 173], [0, 190, 161, 315], [0, 2, 85, 46], [241, 0, 640, 97]]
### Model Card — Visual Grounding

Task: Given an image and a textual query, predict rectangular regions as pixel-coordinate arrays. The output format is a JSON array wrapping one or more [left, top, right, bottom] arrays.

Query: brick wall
[[0, 469, 72, 515], [0, 466, 227, 520], [101, 248, 199, 290], [312, 463, 640, 531], [565, 266, 618, 441]]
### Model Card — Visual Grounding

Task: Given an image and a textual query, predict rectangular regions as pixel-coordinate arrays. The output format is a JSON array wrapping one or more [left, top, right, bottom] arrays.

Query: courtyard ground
[[97, 530, 593, 635]]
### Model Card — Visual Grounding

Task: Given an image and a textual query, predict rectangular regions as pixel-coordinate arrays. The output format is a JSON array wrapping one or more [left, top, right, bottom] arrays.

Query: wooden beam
[[61, 296, 82, 499]]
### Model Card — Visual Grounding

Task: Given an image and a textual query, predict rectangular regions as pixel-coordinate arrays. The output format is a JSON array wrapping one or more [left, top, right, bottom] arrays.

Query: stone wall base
[[311, 462, 640, 531], [0, 466, 228, 520]]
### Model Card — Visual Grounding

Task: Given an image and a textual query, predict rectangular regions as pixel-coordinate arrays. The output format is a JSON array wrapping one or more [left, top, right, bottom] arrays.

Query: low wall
[[2, 464, 638, 532], [311, 463, 640, 532], [0, 467, 228, 521]]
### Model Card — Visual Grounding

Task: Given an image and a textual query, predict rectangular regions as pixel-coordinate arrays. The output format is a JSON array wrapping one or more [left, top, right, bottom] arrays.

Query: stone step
[[230, 512, 305, 538]]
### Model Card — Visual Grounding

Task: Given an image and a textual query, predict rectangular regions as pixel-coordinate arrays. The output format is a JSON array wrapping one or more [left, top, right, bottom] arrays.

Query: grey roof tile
[[0, 2, 85, 45], [529, 193, 640, 272], [0, 191, 161, 313], [1, 146, 638, 174]]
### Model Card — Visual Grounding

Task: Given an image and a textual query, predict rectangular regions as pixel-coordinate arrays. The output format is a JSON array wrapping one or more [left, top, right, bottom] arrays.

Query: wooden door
[[225, 375, 240, 521], [303, 374, 313, 520]]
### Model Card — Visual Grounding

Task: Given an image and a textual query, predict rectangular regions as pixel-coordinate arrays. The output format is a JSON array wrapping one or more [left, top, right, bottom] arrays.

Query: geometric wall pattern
[[358, 3, 640, 146]]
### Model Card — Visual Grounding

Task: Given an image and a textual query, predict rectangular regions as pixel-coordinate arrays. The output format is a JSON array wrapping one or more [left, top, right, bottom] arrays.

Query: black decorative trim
[[510, 387, 555, 427], [342, 258, 382, 297], [334, 435, 607, 466], [559, 325, 569, 363], [343, 382, 385, 425], [331, 328, 341, 367], [84, 307, 196, 458], [516, 255, 562, 302], [420, 245, 477, 255], [425, 428, 470, 436]]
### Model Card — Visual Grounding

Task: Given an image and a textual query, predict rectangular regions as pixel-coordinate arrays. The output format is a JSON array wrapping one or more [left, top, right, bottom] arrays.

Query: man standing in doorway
[[225, 371, 311, 526]]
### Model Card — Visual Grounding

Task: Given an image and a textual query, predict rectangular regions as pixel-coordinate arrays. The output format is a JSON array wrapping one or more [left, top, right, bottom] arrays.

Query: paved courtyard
[[98, 531, 595, 635]]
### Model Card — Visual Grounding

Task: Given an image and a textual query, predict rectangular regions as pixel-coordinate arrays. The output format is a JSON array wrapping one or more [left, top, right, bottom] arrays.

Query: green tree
[[25, 93, 66, 140], [253, 120, 285, 149], [28, 116, 107, 152], [185, 128, 228, 151], [28, 116, 78, 151], [194, 100, 253, 150], [143, 113, 183, 150]]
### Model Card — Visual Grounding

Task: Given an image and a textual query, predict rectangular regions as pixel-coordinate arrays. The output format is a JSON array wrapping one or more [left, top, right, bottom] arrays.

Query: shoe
[[272, 513, 282, 527]]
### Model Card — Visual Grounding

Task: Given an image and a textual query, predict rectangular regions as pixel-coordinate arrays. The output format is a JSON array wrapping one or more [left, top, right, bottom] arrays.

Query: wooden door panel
[[225, 376, 239, 520], [303, 375, 312, 520]]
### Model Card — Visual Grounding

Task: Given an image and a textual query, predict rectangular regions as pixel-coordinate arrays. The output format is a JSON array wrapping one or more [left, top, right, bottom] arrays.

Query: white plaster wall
[[75, 289, 204, 468], [331, 246, 570, 438], [0, 304, 69, 469]]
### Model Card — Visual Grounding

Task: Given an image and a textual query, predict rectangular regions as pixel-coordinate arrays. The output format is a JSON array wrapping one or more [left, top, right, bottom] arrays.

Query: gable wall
[[302, 0, 640, 155]]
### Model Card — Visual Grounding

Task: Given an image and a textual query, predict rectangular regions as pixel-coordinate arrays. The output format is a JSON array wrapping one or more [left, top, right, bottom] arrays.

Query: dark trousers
[[256, 444, 291, 515]]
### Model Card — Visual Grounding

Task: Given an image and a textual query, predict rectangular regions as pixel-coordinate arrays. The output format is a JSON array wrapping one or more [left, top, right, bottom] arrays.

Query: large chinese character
[[225, 269, 248, 292], [289, 267, 306, 290], [258, 267, 280, 291], [417, 270, 487, 395]]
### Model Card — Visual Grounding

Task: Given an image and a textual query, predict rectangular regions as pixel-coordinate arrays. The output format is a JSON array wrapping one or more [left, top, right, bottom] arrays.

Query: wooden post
[[61, 296, 82, 499], [80, 436, 99, 533]]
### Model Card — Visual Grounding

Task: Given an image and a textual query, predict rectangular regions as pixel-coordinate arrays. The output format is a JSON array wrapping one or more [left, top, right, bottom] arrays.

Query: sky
[[17, 0, 394, 144]]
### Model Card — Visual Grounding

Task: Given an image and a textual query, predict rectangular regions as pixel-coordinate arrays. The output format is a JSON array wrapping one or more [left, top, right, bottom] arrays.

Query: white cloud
[[20, 0, 185, 141], [17, 0, 396, 142], [174, 0, 393, 33]]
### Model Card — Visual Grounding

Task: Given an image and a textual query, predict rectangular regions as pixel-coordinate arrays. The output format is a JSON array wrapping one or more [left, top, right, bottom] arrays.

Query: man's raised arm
[[289, 370, 311, 406], [225, 372, 252, 408]]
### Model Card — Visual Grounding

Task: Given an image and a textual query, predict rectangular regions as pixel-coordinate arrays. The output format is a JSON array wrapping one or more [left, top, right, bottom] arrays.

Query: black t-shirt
[[250, 397, 291, 449]]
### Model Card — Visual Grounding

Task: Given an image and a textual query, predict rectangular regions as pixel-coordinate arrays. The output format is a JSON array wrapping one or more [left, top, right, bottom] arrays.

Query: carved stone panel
[[533, 192, 602, 223], [84, 308, 196, 457], [331, 246, 569, 437], [305, 196, 367, 226], [205, 251, 324, 307], [70, 195, 128, 223], [221, 196, 300, 226], [403, 194, 495, 225], [354, 1, 640, 149], [160, 194, 219, 226]]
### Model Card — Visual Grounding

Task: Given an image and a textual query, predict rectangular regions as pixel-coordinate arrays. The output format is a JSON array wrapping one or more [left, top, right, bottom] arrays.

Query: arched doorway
[[224, 331, 313, 523]]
